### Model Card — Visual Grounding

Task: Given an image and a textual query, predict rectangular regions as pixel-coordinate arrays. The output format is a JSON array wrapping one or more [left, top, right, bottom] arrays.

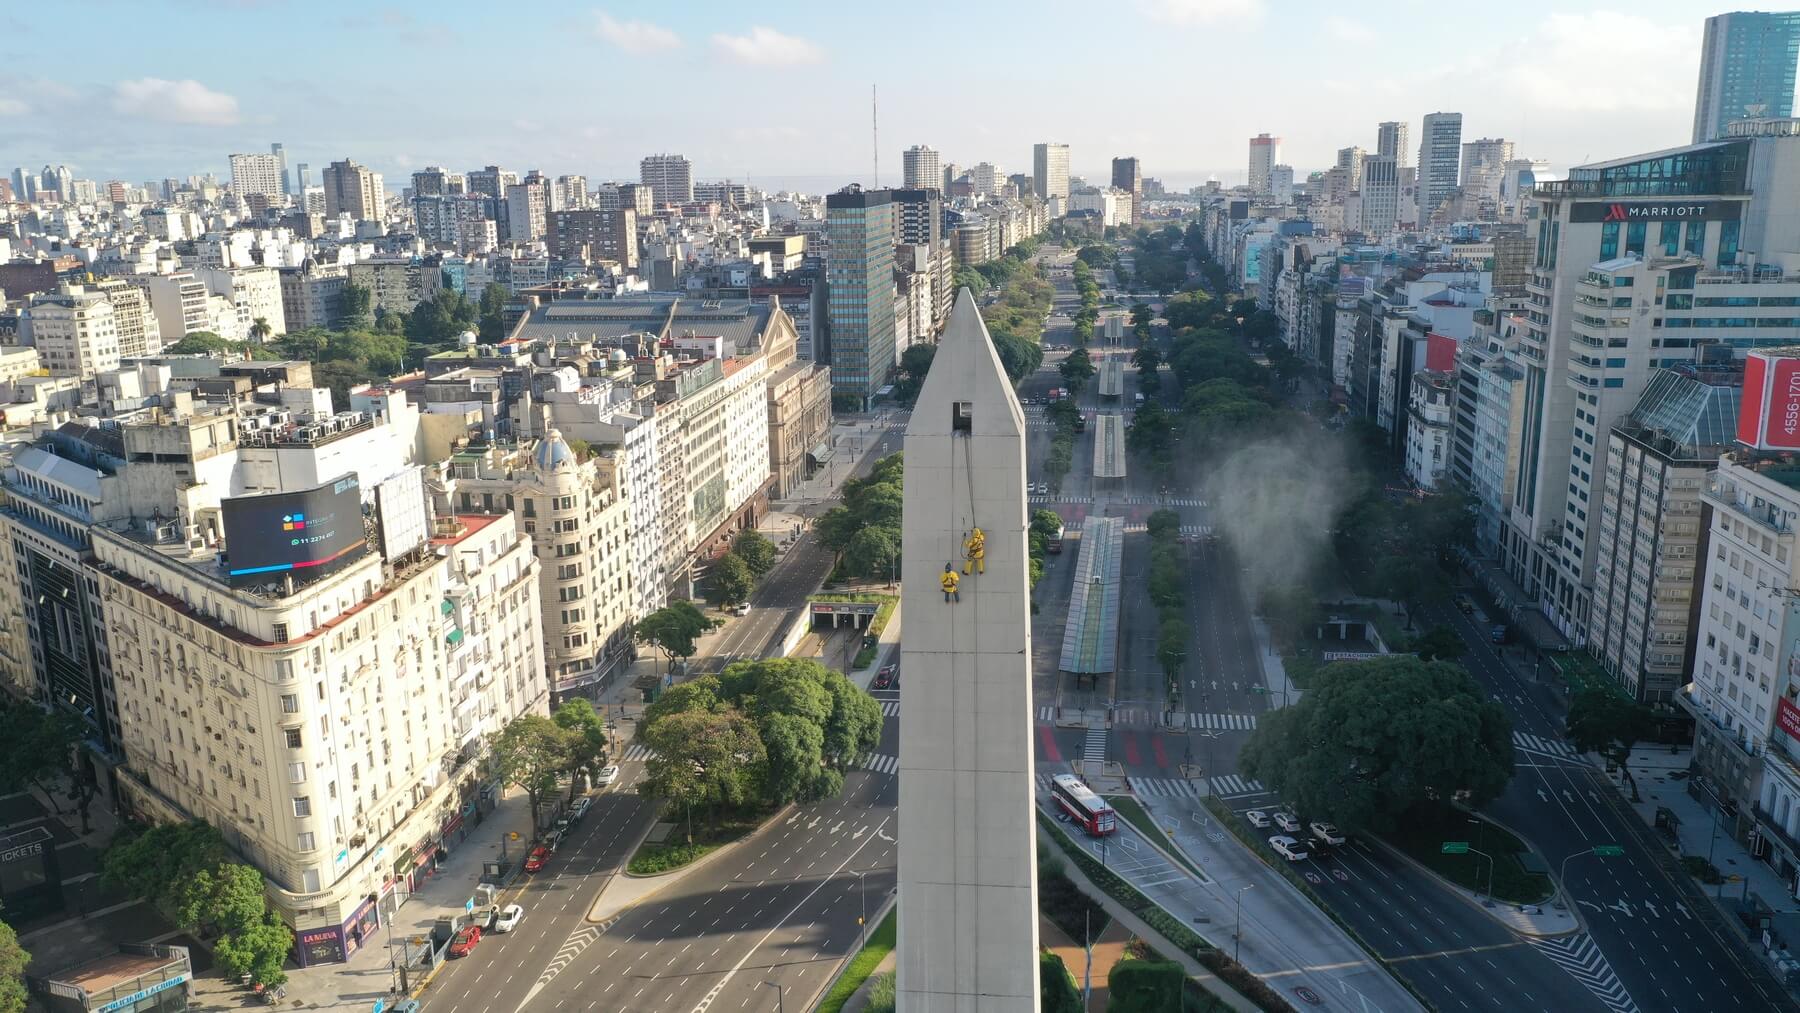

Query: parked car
[[1455, 595, 1475, 615], [570, 797, 593, 821], [1268, 835, 1310, 862], [493, 904, 524, 933], [524, 846, 550, 873], [734, 602, 752, 617], [595, 765, 620, 788], [1244, 810, 1272, 828], [1272, 812, 1301, 833], [448, 924, 482, 957], [874, 664, 897, 690], [1308, 821, 1345, 846]]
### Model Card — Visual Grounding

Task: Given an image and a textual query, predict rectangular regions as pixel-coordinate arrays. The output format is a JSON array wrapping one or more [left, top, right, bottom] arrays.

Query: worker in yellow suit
[[963, 526, 986, 575], [940, 564, 961, 603]]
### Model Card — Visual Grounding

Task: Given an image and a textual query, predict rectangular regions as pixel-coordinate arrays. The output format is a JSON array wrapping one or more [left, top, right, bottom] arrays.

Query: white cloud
[[111, 78, 240, 125], [1498, 13, 1697, 114], [0, 97, 27, 116], [593, 12, 680, 52], [1323, 16, 1376, 43], [1143, 0, 1261, 25], [710, 26, 823, 67]]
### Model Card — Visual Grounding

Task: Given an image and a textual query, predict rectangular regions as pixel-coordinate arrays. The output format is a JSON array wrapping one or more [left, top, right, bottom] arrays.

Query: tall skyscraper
[[1335, 146, 1366, 191], [1032, 143, 1070, 204], [1111, 157, 1142, 223], [1460, 137, 1515, 200], [270, 142, 289, 194], [825, 186, 897, 402], [1247, 134, 1280, 194], [1359, 155, 1398, 235], [639, 154, 694, 206], [411, 167, 449, 197], [1692, 11, 1800, 142], [902, 145, 942, 191], [296, 163, 311, 191], [971, 162, 1003, 197], [1376, 120, 1411, 167], [229, 152, 285, 198], [1416, 112, 1463, 223], [321, 158, 384, 222]]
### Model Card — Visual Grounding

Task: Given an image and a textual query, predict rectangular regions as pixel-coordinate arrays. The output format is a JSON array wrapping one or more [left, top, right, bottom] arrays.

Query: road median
[[587, 802, 793, 924]]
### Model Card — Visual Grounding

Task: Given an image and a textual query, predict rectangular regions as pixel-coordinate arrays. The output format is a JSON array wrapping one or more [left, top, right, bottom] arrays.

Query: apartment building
[[279, 264, 349, 331], [89, 277, 163, 358], [347, 258, 437, 316], [1589, 365, 1739, 702], [26, 285, 121, 379], [321, 159, 384, 223], [545, 209, 639, 269]]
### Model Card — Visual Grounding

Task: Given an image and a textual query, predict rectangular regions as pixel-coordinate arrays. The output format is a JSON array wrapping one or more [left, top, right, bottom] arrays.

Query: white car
[[595, 764, 620, 788], [1244, 810, 1272, 828], [733, 601, 751, 616], [1309, 821, 1345, 846], [1268, 835, 1310, 862], [1273, 812, 1301, 833], [493, 903, 524, 933]]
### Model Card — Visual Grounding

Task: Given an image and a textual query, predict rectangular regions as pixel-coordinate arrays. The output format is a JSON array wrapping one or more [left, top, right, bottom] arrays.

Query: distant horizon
[[0, 1, 1739, 196]]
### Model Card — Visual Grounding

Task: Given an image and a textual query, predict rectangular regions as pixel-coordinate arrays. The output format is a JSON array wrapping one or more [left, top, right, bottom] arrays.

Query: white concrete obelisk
[[897, 289, 1039, 1011]]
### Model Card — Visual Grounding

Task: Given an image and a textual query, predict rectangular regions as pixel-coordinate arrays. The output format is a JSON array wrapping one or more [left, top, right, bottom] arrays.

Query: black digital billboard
[[221, 474, 369, 587]]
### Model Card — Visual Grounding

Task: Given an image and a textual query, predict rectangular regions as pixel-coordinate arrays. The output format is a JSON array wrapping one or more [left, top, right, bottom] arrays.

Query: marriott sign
[[1568, 200, 1743, 223]]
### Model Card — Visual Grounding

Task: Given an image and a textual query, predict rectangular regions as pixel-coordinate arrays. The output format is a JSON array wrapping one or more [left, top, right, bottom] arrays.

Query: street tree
[[476, 282, 510, 340], [759, 711, 826, 805], [553, 699, 609, 798], [895, 344, 937, 404], [1030, 509, 1065, 544], [1257, 586, 1319, 652], [1040, 952, 1082, 1013], [1045, 398, 1081, 433], [213, 910, 292, 988], [1146, 509, 1182, 542], [1129, 302, 1154, 327], [1240, 656, 1514, 831], [489, 714, 571, 830], [172, 862, 267, 939], [1566, 685, 1658, 771], [732, 529, 777, 576], [705, 552, 756, 607], [1411, 625, 1467, 663], [334, 283, 372, 328], [842, 526, 901, 582], [1132, 342, 1162, 376], [101, 820, 228, 920], [1372, 553, 1430, 627], [1059, 347, 1095, 392], [634, 601, 719, 671], [248, 317, 273, 343], [1106, 960, 1187, 1013], [0, 704, 80, 814], [820, 670, 884, 767], [0, 920, 29, 1013], [1157, 619, 1188, 688], [640, 709, 766, 841]]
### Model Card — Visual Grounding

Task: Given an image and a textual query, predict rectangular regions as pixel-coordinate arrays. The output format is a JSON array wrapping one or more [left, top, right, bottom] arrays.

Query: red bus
[[1051, 774, 1116, 836], [1047, 521, 1065, 554]]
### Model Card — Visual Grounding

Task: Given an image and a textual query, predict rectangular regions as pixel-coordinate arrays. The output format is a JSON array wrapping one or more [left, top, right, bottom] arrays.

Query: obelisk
[[897, 288, 1039, 1011]]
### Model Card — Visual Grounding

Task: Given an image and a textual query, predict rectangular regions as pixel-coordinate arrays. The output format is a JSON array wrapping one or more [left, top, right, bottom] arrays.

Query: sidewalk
[[1247, 617, 1298, 710], [1620, 745, 1800, 916], [187, 787, 538, 1012]]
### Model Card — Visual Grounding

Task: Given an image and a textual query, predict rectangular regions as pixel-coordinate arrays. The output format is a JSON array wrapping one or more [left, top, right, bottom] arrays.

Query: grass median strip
[[1383, 805, 1553, 904], [627, 806, 765, 875], [817, 907, 897, 1013], [1106, 795, 1208, 881]]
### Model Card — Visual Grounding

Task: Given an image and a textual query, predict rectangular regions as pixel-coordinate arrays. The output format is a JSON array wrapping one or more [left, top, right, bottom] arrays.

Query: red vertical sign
[[1770, 357, 1800, 449], [1777, 697, 1800, 743], [1740, 352, 1769, 447]]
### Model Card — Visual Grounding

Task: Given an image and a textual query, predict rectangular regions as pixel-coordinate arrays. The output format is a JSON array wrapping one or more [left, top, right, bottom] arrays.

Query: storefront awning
[[807, 442, 835, 465]]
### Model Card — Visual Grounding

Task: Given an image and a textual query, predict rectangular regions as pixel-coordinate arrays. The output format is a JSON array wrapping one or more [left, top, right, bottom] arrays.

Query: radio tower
[[872, 84, 879, 187]]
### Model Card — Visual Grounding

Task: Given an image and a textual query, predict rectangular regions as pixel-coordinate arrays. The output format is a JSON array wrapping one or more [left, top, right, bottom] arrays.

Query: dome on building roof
[[608, 348, 629, 364], [534, 429, 575, 472]]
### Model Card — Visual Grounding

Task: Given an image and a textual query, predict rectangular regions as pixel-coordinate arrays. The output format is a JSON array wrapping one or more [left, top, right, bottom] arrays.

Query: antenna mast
[[872, 84, 879, 187]]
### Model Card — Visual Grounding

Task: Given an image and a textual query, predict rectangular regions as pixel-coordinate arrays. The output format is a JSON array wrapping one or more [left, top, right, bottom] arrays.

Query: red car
[[524, 845, 550, 873], [873, 664, 897, 690], [447, 924, 481, 958]]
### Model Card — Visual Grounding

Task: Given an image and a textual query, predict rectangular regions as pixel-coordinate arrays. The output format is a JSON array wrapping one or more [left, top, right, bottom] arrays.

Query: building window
[[288, 762, 306, 783], [297, 831, 315, 852], [285, 727, 302, 748], [1686, 220, 1705, 257], [280, 694, 299, 713], [1718, 220, 1741, 268], [292, 796, 311, 818], [1599, 222, 1620, 261], [1625, 221, 1646, 257], [1660, 221, 1681, 256]]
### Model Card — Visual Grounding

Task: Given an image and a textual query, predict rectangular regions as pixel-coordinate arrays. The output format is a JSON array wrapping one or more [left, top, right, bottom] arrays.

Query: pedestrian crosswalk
[[1082, 727, 1108, 765], [879, 700, 900, 717], [1120, 495, 1208, 506], [858, 752, 899, 775], [1133, 777, 1207, 798], [620, 744, 654, 763], [1122, 523, 1214, 536], [1528, 934, 1639, 1013], [1028, 494, 1095, 505], [1513, 731, 1579, 760], [1033, 707, 1259, 731], [1210, 774, 1267, 797], [1190, 712, 1257, 730]]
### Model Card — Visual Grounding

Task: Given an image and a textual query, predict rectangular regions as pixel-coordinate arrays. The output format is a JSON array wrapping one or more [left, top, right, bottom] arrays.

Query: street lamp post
[[1234, 884, 1255, 963], [852, 870, 870, 949], [763, 980, 785, 1013]]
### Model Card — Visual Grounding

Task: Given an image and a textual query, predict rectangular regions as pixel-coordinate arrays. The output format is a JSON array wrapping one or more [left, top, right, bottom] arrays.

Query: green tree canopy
[[1412, 625, 1467, 663], [894, 344, 937, 405], [161, 331, 239, 356], [1059, 347, 1095, 391], [634, 601, 720, 667], [489, 714, 571, 822], [334, 283, 372, 328], [1106, 959, 1186, 1013], [476, 282, 510, 340], [553, 699, 610, 797], [1566, 685, 1657, 767], [706, 552, 757, 606], [101, 820, 228, 921], [0, 919, 30, 1013], [1240, 656, 1514, 832], [1040, 951, 1082, 1013], [732, 529, 777, 576], [641, 708, 767, 840]]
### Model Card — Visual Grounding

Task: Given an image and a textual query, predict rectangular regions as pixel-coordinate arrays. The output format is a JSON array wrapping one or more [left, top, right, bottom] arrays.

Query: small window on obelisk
[[952, 401, 973, 436]]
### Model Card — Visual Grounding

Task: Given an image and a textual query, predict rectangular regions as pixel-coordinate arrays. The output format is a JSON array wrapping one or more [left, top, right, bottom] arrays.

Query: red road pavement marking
[[1038, 723, 1062, 763], [1123, 733, 1142, 766], [1151, 735, 1169, 769]]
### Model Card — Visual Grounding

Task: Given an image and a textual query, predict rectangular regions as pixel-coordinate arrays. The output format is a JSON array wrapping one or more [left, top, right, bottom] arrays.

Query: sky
[[0, 1, 1750, 194]]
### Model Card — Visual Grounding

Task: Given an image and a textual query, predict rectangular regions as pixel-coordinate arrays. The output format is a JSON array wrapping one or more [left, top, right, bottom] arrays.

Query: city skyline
[[0, 1, 1744, 189]]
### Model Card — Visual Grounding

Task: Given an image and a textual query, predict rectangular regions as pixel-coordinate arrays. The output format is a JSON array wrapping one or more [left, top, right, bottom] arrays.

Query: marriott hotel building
[[1495, 118, 1800, 654]]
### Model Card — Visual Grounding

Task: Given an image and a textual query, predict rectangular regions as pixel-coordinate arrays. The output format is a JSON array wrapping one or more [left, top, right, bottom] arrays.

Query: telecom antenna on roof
[[872, 84, 879, 188]]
